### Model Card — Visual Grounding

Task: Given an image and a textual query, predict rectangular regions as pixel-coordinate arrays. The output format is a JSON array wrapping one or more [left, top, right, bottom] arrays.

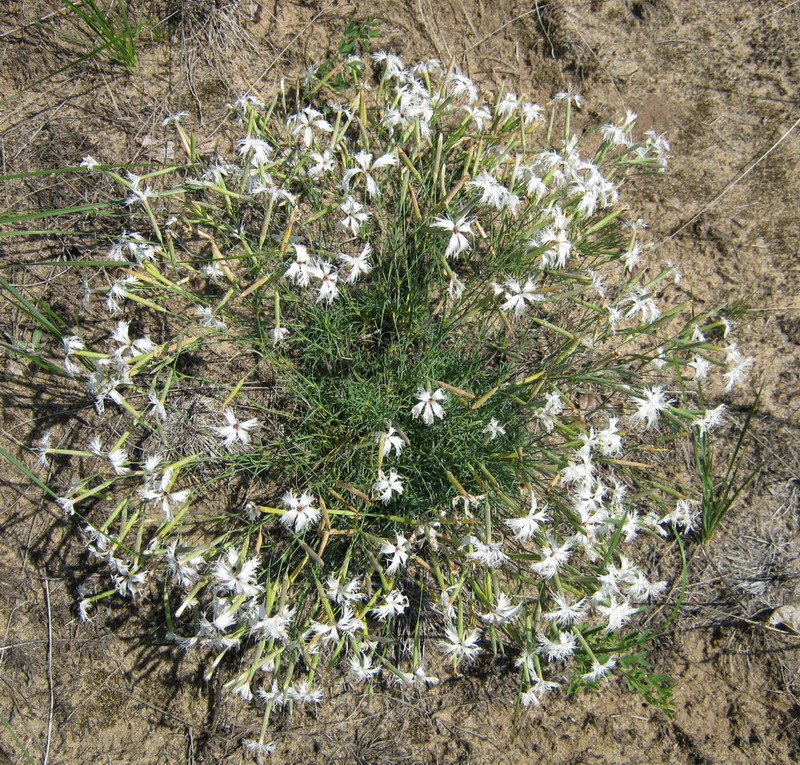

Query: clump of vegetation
[[58, 0, 141, 71], [10, 44, 753, 757]]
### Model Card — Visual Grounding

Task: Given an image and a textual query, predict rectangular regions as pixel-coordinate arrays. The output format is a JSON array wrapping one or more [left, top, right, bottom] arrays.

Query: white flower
[[110, 320, 155, 359], [521, 102, 544, 125], [107, 448, 130, 475], [660, 498, 699, 533], [581, 656, 617, 683], [500, 277, 543, 315], [257, 681, 288, 707], [411, 387, 447, 425], [531, 537, 572, 579], [256, 184, 296, 206], [342, 151, 397, 198], [309, 603, 364, 642], [447, 273, 465, 299], [372, 50, 405, 79], [349, 653, 381, 681], [161, 111, 188, 126], [723, 343, 754, 391], [378, 422, 406, 457], [242, 740, 276, 755], [34, 433, 52, 466], [112, 568, 147, 598], [280, 491, 321, 532], [61, 335, 84, 374], [622, 243, 641, 270], [620, 285, 660, 324], [439, 624, 482, 665], [105, 274, 138, 313], [536, 390, 564, 432], [249, 606, 295, 641], [371, 589, 409, 621], [597, 597, 638, 632], [287, 107, 332, 147], [537, 630, 577, 661], [195, 305, 226, 329], [309, 260, 339, 304], [56, 496, 76, 515], [411, 58, 442, 76], [203, 262, 224, 282], [483, 418, 506, 440], [625, 571, 668, 602], [395, 664, 439, 687], [479, 592, 521, 625], [496, 92, 518, 118], [504, 493, 548, 541], [380, 533, 409, 575], [124, 180, 155, 206], [644, 130, 671, 169], [287, 679, 324, 704], [588, 269, 605, 297], [694, 404, 725, 436], [325, 576, 365, 604], [595, 417, 623, 456], [80, 155, 100, 170], [462, 536, 509, 568], [382, 84, 434, 136], [338, 243, 373, 283], [308, 148, 336, 178], [270, 327, 289, 344], [461, 103, 491, 130], [338, 195, 370, 236], [521, 678, 560, 708], [430, 215, 474, 259], [373, 469, 404, 504], [233, 93, 266, 113], [78, 598, 93, 622], [540, 227, 571, 268], [446, 72, 478, 104], [214, 407, 260, 447], [139, 470, 190, 518], [148, 393, 167, 420], [516, 165, 547, 199], [212, 547, 262, 597], [689, 354, 712, 380], [720, 316, 734, 338], [544, 593, 585, 626], [554, 90, 584, 107], [108, 232, 155, 264], [601, 121, 632, 147], [606, 305, 623, 330], [629, 386, 673, 429], [236, 136, 273, 166], [284, 243, 315, 287], [164, 541, 203, 589], [468, 171, 515, 210]]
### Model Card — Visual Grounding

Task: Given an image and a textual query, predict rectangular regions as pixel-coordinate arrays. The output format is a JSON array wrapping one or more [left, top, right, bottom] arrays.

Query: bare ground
[[1, 0, 800, 762]]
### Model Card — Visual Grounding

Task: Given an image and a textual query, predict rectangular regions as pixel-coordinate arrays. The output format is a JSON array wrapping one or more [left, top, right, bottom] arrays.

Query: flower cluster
[[34, 49, 753, 753]]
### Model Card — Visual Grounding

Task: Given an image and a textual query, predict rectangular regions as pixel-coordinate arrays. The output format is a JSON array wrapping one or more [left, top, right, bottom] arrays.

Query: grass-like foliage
[[15, 50, 755, 754], [57, 0, 140, 71], [692, 386, 762, 543]]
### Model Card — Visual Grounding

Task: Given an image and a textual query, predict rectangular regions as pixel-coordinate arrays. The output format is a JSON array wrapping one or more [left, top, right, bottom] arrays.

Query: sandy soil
[[1, 0, 799, 762]]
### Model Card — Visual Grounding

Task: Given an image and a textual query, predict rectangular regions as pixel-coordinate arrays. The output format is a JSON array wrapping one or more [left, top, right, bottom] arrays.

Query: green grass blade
[[0, 712, 36, 765], [0, 274, 66, 337], [0, 444, 59, 499]]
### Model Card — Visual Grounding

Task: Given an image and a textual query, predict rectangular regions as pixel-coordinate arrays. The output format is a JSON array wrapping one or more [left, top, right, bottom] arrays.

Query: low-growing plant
[[12, 50, 755, 756], [692, 385, 762, 543], [56, 0, 140, 71]]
